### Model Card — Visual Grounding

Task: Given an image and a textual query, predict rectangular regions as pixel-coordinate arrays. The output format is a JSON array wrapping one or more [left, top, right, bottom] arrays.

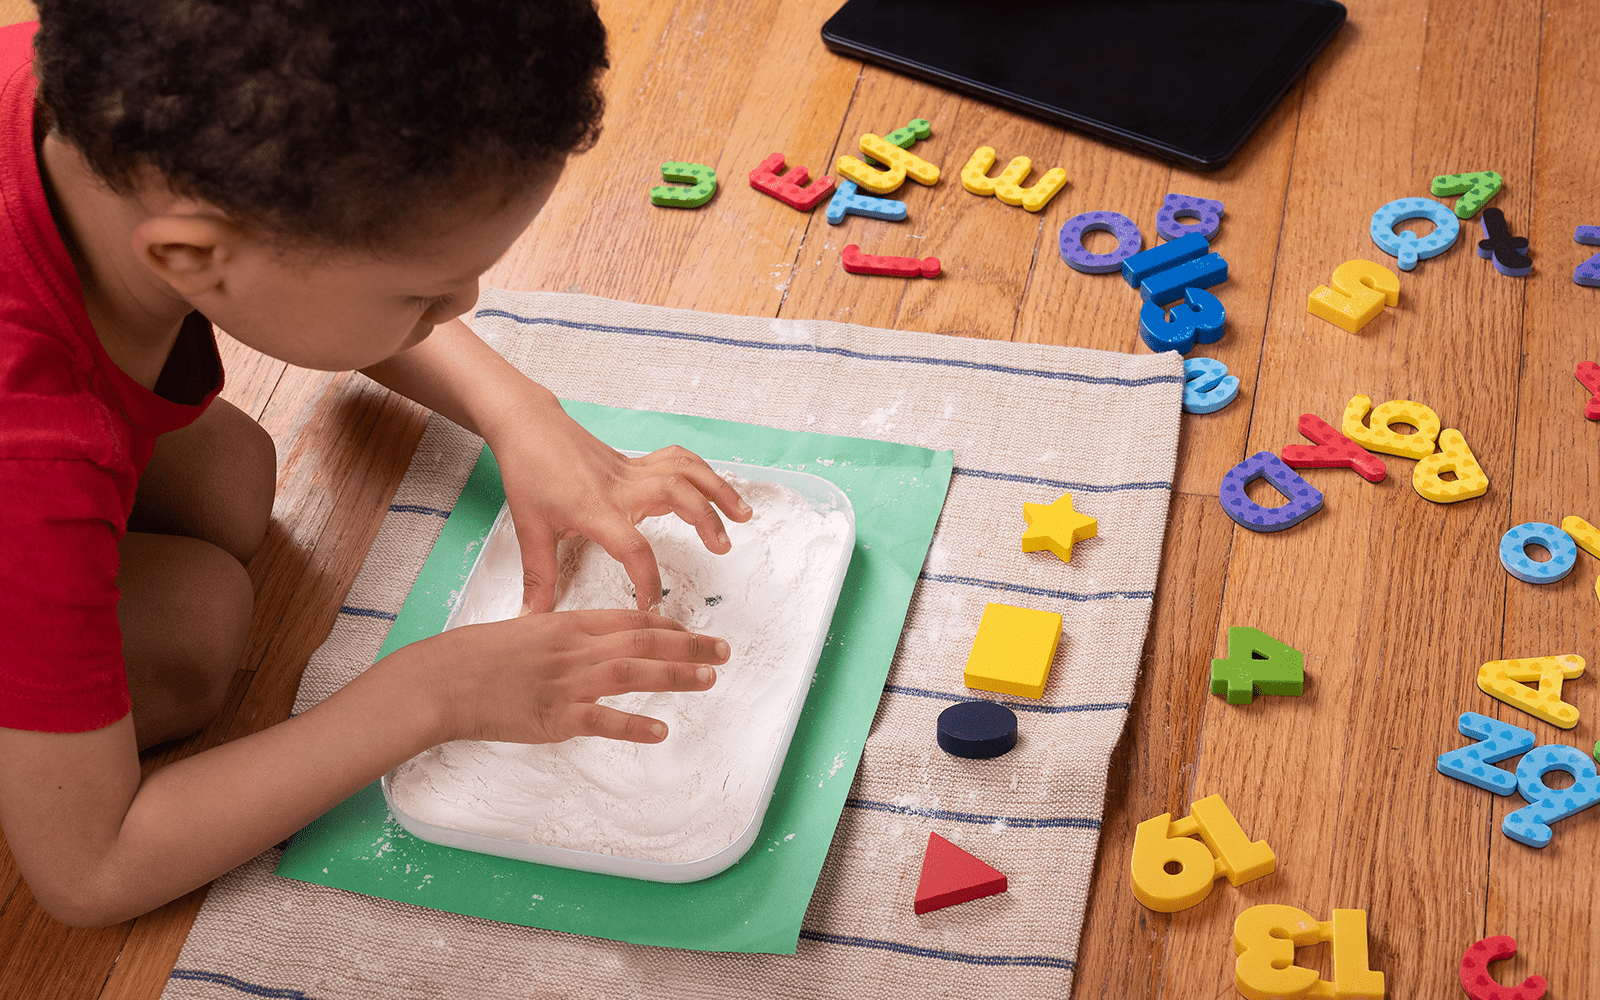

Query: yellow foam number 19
[[1234, 904, 1385, 1000], [1129, 793, 1275, 912], [1307, 259, 1400, 334]]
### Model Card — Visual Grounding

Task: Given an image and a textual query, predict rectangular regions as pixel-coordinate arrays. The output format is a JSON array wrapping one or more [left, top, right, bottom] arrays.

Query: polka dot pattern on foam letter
[[1157, 192, 1225, 242], [1575, 225, 1600, 287], [1217, 452, 1323, 532], [1370, 197, 1460, 271], [1498, 522, 1577, 584], [1059, 211, 1142, 273]]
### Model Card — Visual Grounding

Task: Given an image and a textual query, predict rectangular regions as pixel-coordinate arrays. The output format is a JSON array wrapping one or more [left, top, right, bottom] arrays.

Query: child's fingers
[[576, 630, 728, 696], [567, 608, 688, 635], [560, 703, 672, 744], [586, 519, 664, 612], [649, 474, 735, 554], [589, 626, 728, 666], [581, 657, 719, 700], [638, 445, 753, 522], [516, 518, 561, 616]]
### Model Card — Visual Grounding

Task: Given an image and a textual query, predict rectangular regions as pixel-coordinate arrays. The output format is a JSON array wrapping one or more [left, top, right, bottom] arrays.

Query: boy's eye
[[414, 293, 453, 310]]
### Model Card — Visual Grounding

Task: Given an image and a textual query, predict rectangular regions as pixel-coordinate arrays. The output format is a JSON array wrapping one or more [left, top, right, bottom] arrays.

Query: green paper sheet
[[275, 402, 952, 954]]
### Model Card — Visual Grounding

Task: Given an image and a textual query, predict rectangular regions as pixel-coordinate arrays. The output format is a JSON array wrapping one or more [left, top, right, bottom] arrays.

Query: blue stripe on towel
[[389, 503, 453, 518], [474, 310, 1184, 389], [952, 466, 1171, 493], [799, 931, 1075, 970], [169, 970, 317, 999], [845, 798, 1100, 830], [919, 572, 1154, 602], [883, 684, 1130, 714], [338, 606, 398, 621]]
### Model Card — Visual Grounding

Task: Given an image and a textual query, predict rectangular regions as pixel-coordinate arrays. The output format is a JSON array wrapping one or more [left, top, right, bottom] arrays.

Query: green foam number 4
[[1210, 627, 1305, 705]]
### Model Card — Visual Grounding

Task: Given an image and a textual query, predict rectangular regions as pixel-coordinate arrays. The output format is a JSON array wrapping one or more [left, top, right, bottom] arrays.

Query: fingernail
[[740, 500, 753, 514], [696, 666, 714, 684], [714, 640, 730, 660], [717, 531, 730, 547], [650, 722, 667, 739]]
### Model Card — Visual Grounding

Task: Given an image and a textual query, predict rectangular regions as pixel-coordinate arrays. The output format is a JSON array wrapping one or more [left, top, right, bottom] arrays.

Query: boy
[[0, 0, 749, 926]]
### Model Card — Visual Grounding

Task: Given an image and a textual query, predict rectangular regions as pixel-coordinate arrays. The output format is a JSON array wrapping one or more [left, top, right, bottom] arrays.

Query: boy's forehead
[[287, 175, 557, 279]]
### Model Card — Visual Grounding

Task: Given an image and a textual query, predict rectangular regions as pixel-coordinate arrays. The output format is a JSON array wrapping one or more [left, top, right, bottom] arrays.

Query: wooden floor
[[3, 0, 1597, 996]]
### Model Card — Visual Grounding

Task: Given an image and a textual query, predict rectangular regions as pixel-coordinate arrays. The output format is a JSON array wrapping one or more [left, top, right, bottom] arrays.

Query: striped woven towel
[[162, 289, 1183, 1000]]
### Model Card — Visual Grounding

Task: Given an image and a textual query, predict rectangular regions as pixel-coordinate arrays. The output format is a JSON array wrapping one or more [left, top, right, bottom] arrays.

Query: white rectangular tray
[[381, 458, 854, 882]]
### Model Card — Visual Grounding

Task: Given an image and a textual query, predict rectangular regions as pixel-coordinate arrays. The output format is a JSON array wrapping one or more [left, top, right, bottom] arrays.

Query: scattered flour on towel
[[388, 475, 851, 864]]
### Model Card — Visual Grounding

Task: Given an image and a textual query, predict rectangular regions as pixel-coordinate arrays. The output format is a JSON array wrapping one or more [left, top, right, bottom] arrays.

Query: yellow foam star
[[1021, 493, 1097, 563]]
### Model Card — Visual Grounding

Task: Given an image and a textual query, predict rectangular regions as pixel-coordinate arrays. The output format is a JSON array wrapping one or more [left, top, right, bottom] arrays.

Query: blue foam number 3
[[1436, 712, 1535, 795], [1140, 288, 1226, 354], [1370, 198, 1460, 271], [1502, 745, 1600, 848]]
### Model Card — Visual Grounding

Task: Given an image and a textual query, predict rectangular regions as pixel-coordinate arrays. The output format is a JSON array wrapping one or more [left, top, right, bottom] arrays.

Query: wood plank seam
[[778, 62, 865, 321]]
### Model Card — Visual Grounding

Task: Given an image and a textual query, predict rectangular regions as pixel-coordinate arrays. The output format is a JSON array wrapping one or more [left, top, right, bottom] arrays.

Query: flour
[[388, 474, 852, 866]]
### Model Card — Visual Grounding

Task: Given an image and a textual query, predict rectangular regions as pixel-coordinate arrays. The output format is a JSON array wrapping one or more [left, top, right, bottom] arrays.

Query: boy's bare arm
[[0, 641, 441, 925], [359, 317, 554, 444], [361, 319, 752, 615], [0, 609, 724, 926]]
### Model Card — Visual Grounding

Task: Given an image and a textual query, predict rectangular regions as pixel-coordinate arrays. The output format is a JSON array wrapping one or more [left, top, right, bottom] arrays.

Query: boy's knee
[[119, 535, 253, 748], [134, 399, 278, 565], [179, 545, 252, 683], [199, 399, 276, 564], [230, 411, 277, 563]]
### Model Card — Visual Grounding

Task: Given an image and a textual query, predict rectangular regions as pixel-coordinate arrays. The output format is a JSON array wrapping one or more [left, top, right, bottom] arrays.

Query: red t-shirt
[[0, 22, 223, 733]]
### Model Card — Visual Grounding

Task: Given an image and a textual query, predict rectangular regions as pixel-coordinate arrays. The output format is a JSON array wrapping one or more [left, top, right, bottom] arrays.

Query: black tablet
[[821, 0, 1346, 171]]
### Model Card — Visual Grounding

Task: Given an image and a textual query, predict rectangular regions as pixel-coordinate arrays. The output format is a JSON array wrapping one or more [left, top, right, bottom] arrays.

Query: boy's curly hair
[[32, 0, 608, 249]]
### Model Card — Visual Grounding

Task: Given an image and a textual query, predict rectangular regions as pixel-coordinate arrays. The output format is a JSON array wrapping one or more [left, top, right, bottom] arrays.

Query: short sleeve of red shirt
[[0, 22, 223, 732]]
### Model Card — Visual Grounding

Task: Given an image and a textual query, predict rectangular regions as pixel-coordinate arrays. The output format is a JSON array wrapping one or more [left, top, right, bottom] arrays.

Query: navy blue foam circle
[[936, 701, 1019, 759]]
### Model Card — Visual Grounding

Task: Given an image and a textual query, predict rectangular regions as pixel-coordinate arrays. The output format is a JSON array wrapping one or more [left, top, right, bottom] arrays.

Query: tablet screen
[[822, 0, 1346, 169]]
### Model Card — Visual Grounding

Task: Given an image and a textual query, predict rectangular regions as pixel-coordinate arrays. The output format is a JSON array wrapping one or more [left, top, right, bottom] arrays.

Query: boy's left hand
[[493, 400, 752, 616], [361, 317, 751, 616]]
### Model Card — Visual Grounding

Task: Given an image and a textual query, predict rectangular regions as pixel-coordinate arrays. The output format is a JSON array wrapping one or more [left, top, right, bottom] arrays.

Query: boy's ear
[[131, 212, 236, 298]]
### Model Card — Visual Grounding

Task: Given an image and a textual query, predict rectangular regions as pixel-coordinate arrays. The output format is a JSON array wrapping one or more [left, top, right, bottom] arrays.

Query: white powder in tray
[[387, 474, 852, 865]]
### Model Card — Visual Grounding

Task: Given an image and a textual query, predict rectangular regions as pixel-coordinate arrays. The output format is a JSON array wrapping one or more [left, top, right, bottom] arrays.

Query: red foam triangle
[[913, 832, 1008, 914]]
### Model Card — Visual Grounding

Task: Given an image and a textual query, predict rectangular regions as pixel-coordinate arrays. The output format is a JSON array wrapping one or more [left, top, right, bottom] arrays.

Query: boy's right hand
[[0, 608, 723, 927], [411, 608, 727, 746]]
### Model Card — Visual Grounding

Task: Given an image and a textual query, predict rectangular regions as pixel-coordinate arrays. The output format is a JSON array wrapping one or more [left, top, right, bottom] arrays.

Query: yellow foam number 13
[[1307, 259, 1400, 334], [1234, 904, 1386, 1000]]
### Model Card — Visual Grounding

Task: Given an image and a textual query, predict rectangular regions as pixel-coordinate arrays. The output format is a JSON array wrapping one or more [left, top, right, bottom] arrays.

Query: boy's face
[[176, 162, 563, 371]]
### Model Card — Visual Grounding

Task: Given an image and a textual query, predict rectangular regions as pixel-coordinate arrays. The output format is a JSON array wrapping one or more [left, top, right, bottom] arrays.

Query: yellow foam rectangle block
[[963, 602, 1063, 699]]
